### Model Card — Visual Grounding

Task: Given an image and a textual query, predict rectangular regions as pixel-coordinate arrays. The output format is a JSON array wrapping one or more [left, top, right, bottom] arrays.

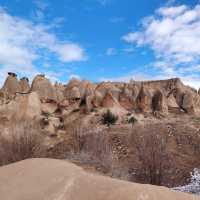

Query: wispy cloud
[[32, 0, 49, 21], [122, 4, 200, 88], [0, 7, 86, 84], [34, 0, 49, 11], [122, 47, 134, 53], [106, 48, 117, 56]]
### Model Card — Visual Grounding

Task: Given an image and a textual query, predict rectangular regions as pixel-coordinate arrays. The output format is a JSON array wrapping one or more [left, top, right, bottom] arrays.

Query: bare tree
[[129, 124, 170, 185], [0, 121, 45, 166], [67, 124, 114, 172]]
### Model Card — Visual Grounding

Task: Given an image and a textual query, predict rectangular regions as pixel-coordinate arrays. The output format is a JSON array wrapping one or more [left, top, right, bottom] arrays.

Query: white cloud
[[0, 7, 86, 84], [157, 5, 187, 17], [32, 0, 49, 21], [122, 4, 200, 88], [106, 48, 117, 56]]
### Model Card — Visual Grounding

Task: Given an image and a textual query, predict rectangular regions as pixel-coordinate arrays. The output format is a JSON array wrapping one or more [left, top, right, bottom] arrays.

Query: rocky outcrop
[[30, 75, 56, 101], [1, 73, 20, 99], [0, 92, 41, 123], [0, 74, 200, 116], [136, 86, 152, 112], [19, 77, 30, 93], [101, 91, 119, 108], [152, 90, 168, 113]]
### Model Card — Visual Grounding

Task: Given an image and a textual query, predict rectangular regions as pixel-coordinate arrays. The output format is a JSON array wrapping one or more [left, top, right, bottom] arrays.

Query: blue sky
[[0, 0, 200, 88]]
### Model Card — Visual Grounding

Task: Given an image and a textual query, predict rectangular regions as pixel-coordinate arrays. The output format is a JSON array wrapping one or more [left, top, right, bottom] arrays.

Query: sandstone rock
[[19, 77, 30, 93], [182, 92, 195, 114], [136, 86, 151, 112], [1, 72, 20, 99], [78, 80, 95, 98], [65, 87, 81, 100], [102, 91, 119, 108], [54, 83, 65, 102], [30, 75, 56, 101], [167, 93, 180, 109], [67, 78, 81, 88], [41, 102, 58, 115], [96, 82, 120, 100], [152, 90, 168, 113], [119, 92, 133, 110], [44, 117, 61, 136], [85, 95, 93, 112], [59, 100, 70, 108], [13, 92, 41, 121], [0, 92, 41, 123], [92, 91, 103, 107]]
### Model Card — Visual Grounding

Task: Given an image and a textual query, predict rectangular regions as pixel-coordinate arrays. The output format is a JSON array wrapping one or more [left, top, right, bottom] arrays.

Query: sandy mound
[[0, 158, 198, 200]]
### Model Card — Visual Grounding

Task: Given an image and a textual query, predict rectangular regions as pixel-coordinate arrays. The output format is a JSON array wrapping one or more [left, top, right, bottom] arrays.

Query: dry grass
[[0, 121, 45, 166]]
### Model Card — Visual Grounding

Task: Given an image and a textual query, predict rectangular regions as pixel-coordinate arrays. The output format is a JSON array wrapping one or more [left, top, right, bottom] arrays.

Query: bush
[[129, 124, 171, 185], [0, 122, 45, 166], [65, 124, 114, 173], [102, 109, 118, 127], [128, 116, 137, 127]]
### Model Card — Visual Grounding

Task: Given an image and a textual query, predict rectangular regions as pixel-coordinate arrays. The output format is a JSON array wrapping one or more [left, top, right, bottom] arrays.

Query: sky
[[0, 0, 200, 88]]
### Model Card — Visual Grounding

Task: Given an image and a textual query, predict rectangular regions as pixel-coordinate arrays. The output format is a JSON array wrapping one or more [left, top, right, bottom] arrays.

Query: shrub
[[129, 124, 171, 186], [102, 109, 118, 127], [128, 116, 137, 127], [66, 124, 114, 173]]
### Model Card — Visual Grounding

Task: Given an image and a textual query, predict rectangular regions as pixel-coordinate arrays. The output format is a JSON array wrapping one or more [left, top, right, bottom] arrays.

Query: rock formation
[[1, 72, 20, 100], [30, 75, 56, 101], [19, 77, 30, 93], [0, 73, 200, 117]]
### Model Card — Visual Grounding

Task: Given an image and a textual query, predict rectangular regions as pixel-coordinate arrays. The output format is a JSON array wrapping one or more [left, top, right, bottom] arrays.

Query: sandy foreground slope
[[0, 158, 199, 200]]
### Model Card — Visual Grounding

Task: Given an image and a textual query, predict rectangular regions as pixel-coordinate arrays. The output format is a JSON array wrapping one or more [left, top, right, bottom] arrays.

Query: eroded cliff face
[[0, 73, 200, 119]]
